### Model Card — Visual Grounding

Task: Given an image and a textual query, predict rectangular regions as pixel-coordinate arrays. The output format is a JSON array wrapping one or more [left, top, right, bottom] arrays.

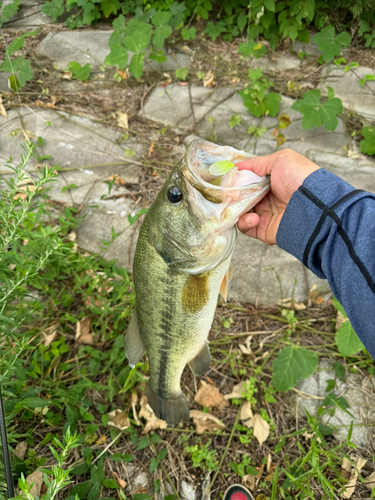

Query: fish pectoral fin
[[219, 264, 233, 302], [181, 273, 210, 314], [188, 343, 211, 377], [124, 312, 145, 367], [145, 384, 189, 425]]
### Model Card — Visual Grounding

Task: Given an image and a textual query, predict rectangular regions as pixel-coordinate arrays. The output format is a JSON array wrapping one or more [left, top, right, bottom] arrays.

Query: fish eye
[[167, 186, 183, 204]]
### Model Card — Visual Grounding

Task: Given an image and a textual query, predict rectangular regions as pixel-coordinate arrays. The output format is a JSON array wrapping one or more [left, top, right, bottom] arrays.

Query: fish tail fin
[[145, 384, 189, 425]]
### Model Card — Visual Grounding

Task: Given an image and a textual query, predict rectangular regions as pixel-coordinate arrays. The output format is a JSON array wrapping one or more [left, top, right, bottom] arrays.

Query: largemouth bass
[[125, 140, 270, 424]]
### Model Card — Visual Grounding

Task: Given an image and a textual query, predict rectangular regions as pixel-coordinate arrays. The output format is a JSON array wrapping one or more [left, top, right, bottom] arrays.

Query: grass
[[1, 166, 375, 499]]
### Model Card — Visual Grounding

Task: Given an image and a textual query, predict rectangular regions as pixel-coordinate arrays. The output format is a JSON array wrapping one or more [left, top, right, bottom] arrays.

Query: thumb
[[236, 154, 277, 177]]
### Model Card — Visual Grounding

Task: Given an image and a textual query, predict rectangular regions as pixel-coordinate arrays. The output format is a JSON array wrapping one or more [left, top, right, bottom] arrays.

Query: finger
[[237, 212, 260, 233], [236, 151, 281, 177]]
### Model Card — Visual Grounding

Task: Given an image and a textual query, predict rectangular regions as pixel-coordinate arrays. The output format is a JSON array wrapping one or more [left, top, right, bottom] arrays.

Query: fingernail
[[245, 215, 253, 226]]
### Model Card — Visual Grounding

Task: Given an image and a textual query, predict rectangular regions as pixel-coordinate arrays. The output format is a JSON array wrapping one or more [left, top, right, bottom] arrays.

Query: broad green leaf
[[279, 113, 291, 129], [1, 0, 20, 22], [113, 14, 126, 32], [129, 52, 145, 79], [169, 1, 187, 27], [6, 30, 38, 57], [332, 296, 346, 317], [20, 397, 52, 408], [124, 20, 152, 52], [69, 481, 92, 499], [149, 457, 159, 473], [335, 321, 364, 356], [105, 45, 128, 69], [318, 97, 342, 131], [272, 345, 318, 391], [248, 68, 263, 81], [322, 393, 354, 417], [359, 74, 375, 86], [313, 26, 351, 63], [264, 0, 275, 11], [41, 0, 64, 20], [181, 26, 196, 40], [175, 67, 188, 80], [360, 126, 375, 155], [68, 61, 92, 81], [333, 361, 345, 382], [264, 92, 281, 116], [358, 19, 369, 36], [152, 10, 171, 26], [8, 74, 20, 92], [1, 56, 34, 87], [152, 24, 172, 48], [204, 21, 226, 41], [237, 11, 247, 32], [209, 161, 235, 176], [101, 0, 119, 18], [149, 50, 168, 63]]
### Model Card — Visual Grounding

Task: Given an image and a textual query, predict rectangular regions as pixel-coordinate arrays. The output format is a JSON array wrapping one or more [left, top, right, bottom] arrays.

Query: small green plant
[[359, 73, 375, 86], [272, 344, 318, 391], [238, 40, 267, 59], [0, 30, 37, 90], [292, 87, 343, 131], [239, 68, 281, 118], [313, 25, 351, 63], [184, 440, 218, 471], [332, 297, 365, 356], [360, 126, 375, 155], [67, 61, 92, 81], [175, 67, 188, 80], [228, 115, 242, 129], [181, 26, 196, 40], [229, 455, 258, 478]]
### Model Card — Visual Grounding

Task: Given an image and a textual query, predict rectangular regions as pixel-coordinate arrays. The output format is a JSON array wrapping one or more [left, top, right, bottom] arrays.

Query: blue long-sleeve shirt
[[276, 168, 375, 360]]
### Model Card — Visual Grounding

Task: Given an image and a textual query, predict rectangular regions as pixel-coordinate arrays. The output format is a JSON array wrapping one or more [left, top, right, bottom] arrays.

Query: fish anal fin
[[145, 384, 189, 425], [219, 265, 233, 302], [181, 273, 210, 314], [189, 343, 211, 377], [124, 312, 145, 367]]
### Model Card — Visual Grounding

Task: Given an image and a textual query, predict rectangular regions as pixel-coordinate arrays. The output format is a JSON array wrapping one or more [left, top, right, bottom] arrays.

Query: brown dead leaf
[[131, 392, 140, 426], [117, 112, 129, 130], [139, 395, 167, 433], [365, 471, 375, 491], [46, 96, 57, 108], [203, 70, 215, 88], [25, 470, 44, 497], [15, 441, 27, 461], [240, 401, 253, 421], [243, 465, 263, 490], [342, 457, 352, 472], [278, 297, 306, 311], [276, 134, 286, 148], [271, 127, 279, 137], [148, 142, 155, 157], [312, 295, 324, 305], [225, 381, 246, 400], [0, 96, 7, 117], [117, 69, 128, 80], [62, 71, 72, 80], [244, 414, 270, 445], [107, 174, 125, 186], [76, 317, 95, 345], [107, 409, 130, 430], [96, 434, 106, 445], [336, 311, 348, 330], [342, 457, 367, 499], [112, 471, 126, 489], [43, 330, 57, 347], [194, 380, 229, 409], [239, 336, 252, 355], [190, 410, 225, 434], [68, 231, 77, 241]]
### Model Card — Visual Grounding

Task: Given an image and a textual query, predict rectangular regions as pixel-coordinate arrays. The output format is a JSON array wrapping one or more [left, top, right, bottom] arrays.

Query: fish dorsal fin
[[219, 264, 233, 302], [181, 273, 210, 314], [124, 312, 145, 368]]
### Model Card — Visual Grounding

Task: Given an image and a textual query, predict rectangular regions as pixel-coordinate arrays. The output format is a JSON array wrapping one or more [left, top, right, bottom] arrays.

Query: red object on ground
[[231, 493, 248, 500]]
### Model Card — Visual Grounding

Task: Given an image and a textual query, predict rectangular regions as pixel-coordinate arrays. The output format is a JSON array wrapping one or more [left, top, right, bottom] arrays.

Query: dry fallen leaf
[[62, 71, 72, 80], [278, 297, 306, 311], [0, 95, 7, 117], [25, 470, 44, 497], [117, 112, 129, 130], [243, 465, 263, 490], [239, 336, 252, 355], [96, 434, 106, 445], [107, 173, 125, 186], [240, 401, 253, 421], [140, 395, 167, 433], [76, 317, 95, 345], [244, 413, 270, 445], [194, 380, 229, 409], [43, 330, 57, 347], [365, 471, 375, 491], [107, 409, 131, 431], [225, 381, 246, 400], [342, 457, 367, 499], [190, 410, 225, 434], [112, 471, 126, 489], [342, 457, 352, 472], [131, 392, 140, 426], [203, 70, 215, 88], [117, 69, 128, 80], [15, 441, 27, 461]]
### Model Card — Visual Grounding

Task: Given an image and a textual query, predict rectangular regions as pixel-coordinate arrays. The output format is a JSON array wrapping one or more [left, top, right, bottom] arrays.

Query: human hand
[[237, 149, 320, 245]]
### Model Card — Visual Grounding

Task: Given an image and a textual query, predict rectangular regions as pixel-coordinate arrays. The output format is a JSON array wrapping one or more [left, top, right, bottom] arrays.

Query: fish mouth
[[182, 139, 270, 216]]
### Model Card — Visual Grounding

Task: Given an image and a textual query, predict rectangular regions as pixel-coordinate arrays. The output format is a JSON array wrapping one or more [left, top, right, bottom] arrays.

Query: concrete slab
[[3, 0, 67, 27], [319, 65, 375, 121], [36, 31, 191, 71], [295, 360, 375, 447], [256, 53, 301, 72]]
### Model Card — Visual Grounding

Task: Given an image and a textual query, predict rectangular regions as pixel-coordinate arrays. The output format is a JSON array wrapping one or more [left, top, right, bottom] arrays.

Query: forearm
[[277, 169, 375, 359]]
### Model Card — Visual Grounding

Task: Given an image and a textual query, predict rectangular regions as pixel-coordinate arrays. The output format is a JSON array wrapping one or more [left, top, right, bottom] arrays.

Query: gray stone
[[36, 31, 191, 72], [181, 480, 196, 500], [295, 360, 375, 447], [256, 54, 301, 72], [0, 107, 144, 265], [3, 0, 67, 27], [228, 233, 328, 305], [319, 65, 375, 121], [292, 32, 321, 57], [124, 464, 149, 492]]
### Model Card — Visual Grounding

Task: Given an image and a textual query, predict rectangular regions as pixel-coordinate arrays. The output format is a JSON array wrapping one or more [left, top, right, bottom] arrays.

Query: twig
[[210, 404, 241, 490], [149, 441, 182, 500], [91, 431, 123, 464]]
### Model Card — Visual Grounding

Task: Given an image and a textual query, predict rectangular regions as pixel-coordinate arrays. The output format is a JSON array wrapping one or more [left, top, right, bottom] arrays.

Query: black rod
[[0, 384, 14, 499]]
